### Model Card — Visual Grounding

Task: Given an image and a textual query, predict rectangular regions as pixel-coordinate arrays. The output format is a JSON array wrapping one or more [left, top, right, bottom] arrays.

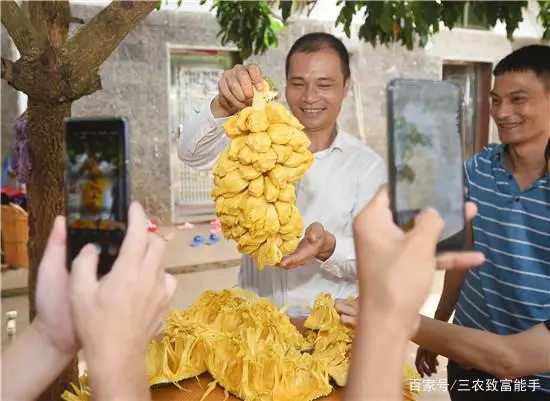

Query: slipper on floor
[[209, 226, 222, 234], [177, 222, 195, 230], [206, 233, 221, 245], [190, 235, 205, 247]]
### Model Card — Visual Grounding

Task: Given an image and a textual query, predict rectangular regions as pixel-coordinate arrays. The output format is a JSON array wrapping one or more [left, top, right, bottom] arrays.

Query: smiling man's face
[[490, 70, 550, 145], [285, 47, 350, 135]]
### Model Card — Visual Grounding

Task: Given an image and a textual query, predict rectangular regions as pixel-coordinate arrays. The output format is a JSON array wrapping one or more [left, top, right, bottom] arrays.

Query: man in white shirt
[[178, 32, 386, 317]]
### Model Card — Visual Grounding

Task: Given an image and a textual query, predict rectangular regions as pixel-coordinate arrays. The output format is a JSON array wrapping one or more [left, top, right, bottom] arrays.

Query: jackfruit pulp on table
[[63, 290, 422, 401], [211, 77, 315, 269]]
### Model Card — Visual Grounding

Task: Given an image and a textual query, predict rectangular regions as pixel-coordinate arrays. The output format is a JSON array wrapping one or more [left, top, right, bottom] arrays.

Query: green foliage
[[538, 1, 550, 40], [183, 0, 548, 59], [199, 0, 285, 60]]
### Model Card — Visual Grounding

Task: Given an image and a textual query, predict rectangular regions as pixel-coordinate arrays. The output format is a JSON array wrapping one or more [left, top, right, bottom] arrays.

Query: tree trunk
[[26, 99, 78, 401], [1, 2, 158, 400]]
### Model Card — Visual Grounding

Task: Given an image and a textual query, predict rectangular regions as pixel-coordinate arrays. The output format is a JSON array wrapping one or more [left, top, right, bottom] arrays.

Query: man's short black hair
[[493, 44, 550, 88], [285, 32, 351, 82]]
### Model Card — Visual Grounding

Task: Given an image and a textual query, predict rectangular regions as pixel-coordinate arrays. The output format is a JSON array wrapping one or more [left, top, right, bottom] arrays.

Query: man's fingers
[[117, 202, 148, 266], [164, 273, 177, 302], [246, 64, 264, 91], [340, 314, 357, 327], [219, 78, 246, 111], [465, 201, 477, 222], [279, 241, 309, 268], [142, 233, 168, 277], [305, 222, 324, 243], [38, 216, 67, 277], [334, 300, 357, 317], [227, 73, 247, 104], [235, 66, 255, 100], [352, 185, 390, 236], [70, 243, 100, 293], [409, 207, 444, 246], [436, 251, 485, 270]]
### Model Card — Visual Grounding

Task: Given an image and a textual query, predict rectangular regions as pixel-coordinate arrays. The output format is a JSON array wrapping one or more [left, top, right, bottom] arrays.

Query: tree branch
[[1, 57, 15, 84], [65, 0, 158, 78], [0, 0, 45, 54], [69, 16, 85, 24]]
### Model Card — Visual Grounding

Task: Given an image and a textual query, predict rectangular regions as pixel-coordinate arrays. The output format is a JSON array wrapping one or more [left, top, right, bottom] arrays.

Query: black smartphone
[[64, 117, 131, 276], [386, 78, 466, 252]]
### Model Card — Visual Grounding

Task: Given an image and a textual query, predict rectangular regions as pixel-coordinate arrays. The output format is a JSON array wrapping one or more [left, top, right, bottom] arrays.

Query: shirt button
[[515, 197, 521, 202], [508, 174, 513, 180]]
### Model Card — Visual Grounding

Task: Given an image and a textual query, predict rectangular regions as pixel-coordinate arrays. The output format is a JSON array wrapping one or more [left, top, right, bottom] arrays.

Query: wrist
[[360, 299, 418, 340], [85, 347, 150, 401], [32, 318, 77, 359]]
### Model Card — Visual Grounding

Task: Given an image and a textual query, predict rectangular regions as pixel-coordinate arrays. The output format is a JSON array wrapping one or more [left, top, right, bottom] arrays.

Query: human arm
[[177, 64, 265, 171], [344, 188, 447, 401], [176, 96, 230, 171], [413, 317, 550, 379], [345, 307, 409, 401], [1, 322, 74, 401]]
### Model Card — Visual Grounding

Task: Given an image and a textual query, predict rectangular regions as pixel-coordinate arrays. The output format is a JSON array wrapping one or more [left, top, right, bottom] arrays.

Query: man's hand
[[353, 187, 484, 336], [69, 202, 177, 401], [415, 347, 439, 377], [211, 63, 264, 118], [33, 216, 78, 355], [279, 222, 336, 269], [335, 299, 358, 327], [70, 202, 177, 358]]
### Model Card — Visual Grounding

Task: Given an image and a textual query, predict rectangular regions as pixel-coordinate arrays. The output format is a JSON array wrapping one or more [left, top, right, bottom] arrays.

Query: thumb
[[70, 243, 101, 294], [408, 207, 444, 250], [164, 273, 178, 302], [306, 223, 324, 243], [37, 216, 67, 281]]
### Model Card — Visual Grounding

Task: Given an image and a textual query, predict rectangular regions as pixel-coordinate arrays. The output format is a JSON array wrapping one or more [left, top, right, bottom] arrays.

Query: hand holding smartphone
[[64, 117, 131, 277], [386, 79, 466, 252]]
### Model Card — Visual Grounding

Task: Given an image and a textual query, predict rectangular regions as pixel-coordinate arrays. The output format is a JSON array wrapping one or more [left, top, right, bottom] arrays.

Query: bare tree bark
[[1, 1, 158, 401], [0, 0, 45, 54]]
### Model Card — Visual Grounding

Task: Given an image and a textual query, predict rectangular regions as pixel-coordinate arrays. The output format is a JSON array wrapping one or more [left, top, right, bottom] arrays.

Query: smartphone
[[386, 78, 466, 252], [64, 117, 131, 276]]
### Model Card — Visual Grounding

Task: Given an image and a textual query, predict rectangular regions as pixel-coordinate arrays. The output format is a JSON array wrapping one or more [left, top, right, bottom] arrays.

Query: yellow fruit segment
[[212, 77, 315, 269], [63, 291, 422, 401]]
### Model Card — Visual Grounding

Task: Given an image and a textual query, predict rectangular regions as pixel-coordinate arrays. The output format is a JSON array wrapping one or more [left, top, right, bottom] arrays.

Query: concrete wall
[[1, 3, 545, 222]]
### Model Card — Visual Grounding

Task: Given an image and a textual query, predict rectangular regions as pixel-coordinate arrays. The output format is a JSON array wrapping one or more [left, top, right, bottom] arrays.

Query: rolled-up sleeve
[[177, 96, 231, 171], [319, 157, 387, 279]]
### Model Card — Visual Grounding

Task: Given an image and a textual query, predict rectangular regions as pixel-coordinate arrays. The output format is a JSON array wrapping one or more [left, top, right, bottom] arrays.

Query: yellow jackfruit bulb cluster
[[62, 290, 422, 401], [304, 293, 422, 396], [212, 78, 315, 269]]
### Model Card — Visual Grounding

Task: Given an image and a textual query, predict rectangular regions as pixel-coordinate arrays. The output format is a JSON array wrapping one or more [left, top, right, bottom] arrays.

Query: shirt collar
[[327, 125, 345, 153], [492, 142, 550, 177], [488, 143, 508, 168]]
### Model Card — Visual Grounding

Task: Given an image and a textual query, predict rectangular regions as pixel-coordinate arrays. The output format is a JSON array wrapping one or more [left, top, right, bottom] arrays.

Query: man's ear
[[343, 77, 351, 97]]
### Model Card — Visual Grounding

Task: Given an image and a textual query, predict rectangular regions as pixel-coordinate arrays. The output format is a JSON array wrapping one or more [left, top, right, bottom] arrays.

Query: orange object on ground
[[1, 203, 29, 268]]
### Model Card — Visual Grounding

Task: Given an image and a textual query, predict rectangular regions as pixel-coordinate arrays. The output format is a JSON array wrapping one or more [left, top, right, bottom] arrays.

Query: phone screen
[[64, 117, 130, 274], [387, 79, 465, 249]]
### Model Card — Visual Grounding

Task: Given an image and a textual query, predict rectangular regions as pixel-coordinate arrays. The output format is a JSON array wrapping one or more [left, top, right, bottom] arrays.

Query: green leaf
[[205, 0, 550, 59]]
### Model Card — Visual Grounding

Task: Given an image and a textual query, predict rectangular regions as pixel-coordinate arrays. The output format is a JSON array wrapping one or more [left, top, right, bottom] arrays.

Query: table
[[151, 373, 343, 401]]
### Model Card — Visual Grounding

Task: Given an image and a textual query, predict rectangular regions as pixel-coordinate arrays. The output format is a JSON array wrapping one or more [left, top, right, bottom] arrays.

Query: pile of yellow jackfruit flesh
[[212, 79, 315, 269], [62, 289, 422, 401], [303, 293, 422, 400]]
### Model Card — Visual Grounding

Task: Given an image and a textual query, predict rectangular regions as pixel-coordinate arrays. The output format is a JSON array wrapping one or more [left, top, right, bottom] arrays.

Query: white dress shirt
[[178, 98, 387, 317]]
